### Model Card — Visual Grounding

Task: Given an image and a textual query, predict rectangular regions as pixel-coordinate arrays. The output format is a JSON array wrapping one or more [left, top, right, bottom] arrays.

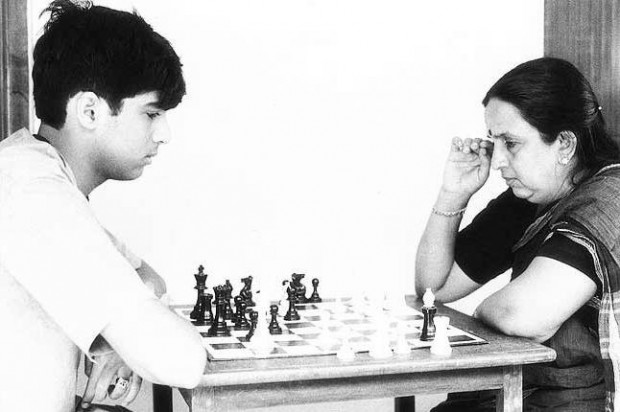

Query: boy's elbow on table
[[141, 336, 207, 388], [158, 342, 206, 388]]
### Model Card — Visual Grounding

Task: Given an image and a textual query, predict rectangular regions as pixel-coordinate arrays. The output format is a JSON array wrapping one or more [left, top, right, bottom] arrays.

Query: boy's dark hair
[[483, 57, 620, 180], [33, 0, 186, 129]]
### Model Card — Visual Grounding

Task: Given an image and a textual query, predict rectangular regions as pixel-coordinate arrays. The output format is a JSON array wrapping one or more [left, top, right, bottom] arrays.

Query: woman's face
[[484, 98, 573, 205]]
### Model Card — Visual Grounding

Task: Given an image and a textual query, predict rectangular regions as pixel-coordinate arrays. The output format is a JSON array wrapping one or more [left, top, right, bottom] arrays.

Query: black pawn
[[268, 304, 282, 335], [308, 278, 322, 303], [246, 310, 259, 340], [207, 286, 231, 337], [224, 280, 234, 320], [284, 286, 300, 321], [190, 265, 208, 319], [233, 296, 243, 324], [234, 296, 250, 331], [203, 293, 214, 323]]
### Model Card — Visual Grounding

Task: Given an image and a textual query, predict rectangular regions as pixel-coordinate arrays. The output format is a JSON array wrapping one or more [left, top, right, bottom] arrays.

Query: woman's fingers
[[451, 137, 492, 156]]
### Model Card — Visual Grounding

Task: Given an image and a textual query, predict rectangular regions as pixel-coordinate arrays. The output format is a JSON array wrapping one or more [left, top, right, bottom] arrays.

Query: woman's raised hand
[[441, 137, 493, 199]]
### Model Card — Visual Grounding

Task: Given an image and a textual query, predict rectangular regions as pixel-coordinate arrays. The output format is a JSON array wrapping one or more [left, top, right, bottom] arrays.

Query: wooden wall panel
[[0, 0, 30, 140], [545, 0, 620, 140]]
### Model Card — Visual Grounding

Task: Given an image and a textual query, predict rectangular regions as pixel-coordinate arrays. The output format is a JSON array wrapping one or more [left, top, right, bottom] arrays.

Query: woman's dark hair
[[33, 0, 186, 128], [483, 57, 620, 179]]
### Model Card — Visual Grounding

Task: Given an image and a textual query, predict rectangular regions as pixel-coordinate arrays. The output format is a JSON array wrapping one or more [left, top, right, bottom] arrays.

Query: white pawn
[[319, 310, 331, 330], [394, 322, 411, 355], [386, 291, 409, 314], [278, 280, 289, 314], [336, 337, 355, 362], [369, 315, 393, 359], [430, 316, 452, 356], [252, 296, 275, 356], [317, 310, 335, 348], [332, 296, 347, 314]]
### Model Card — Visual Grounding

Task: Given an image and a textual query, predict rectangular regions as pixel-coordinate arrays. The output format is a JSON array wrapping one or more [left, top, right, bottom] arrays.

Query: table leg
[[178, 387, 214, 412], [495, 365, 522, 412], [394, 396, 415, 412], [153, 384, 173, 412]]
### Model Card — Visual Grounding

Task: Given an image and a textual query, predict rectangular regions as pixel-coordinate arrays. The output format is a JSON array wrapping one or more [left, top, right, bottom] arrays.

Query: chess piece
[[284, 286, 301, 321], [190, 265, 208, 320], [268, 304, 282, 335], [394, 321, 411, 355], [190, 291, 205, 324], [336, 337, 355, 361], [224, 280, 234, 320], [420, 288, 436, 341], [368, 315, 393, 359], [246, 310, 258, 340], [291, 273, 307, 303], [385, 290, 408, 313], [234, 296, 251, 330], [203, 293, 214, 323], [430, 316, 452, 356], [249, 304, 275, 355], [278, 280, 289, 314], [207, 285, 231, 337], [308, 278, 322, 303], [233, 295, 243, 324], [239, 276, 255, 307], [194, 292, 213, 326]]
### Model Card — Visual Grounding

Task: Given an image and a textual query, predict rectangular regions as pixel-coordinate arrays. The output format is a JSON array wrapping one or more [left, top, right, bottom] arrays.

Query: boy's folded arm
[[101, 299, 206, 389]]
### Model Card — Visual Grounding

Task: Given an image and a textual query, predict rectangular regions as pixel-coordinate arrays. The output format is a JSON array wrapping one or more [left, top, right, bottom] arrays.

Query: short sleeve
[[0, 176, 156, 355], [455, 189, 538, 284], [538, 233, 601, 296]]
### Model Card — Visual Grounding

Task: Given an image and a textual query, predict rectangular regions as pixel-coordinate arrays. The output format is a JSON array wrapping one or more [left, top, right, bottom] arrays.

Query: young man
[[0, 1, 206, 411]]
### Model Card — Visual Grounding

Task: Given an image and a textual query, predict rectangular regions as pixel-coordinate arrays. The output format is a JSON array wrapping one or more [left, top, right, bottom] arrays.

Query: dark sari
[[433, 165, 620, 411]]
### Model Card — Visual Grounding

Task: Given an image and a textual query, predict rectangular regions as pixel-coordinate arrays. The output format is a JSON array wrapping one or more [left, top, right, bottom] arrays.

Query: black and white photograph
[[1, 1, 618, 411]]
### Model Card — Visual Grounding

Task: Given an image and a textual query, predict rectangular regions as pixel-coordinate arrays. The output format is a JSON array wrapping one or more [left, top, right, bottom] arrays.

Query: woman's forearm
[[415, 190, 469, 295]]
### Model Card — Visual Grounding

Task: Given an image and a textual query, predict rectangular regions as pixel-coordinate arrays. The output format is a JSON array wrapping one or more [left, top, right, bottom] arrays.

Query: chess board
[[174, 297, 487, 361]]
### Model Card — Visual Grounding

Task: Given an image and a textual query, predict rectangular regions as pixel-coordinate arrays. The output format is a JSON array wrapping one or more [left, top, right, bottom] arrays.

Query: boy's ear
[[557, 130, 577, 160], [72, 91, 107, 130]]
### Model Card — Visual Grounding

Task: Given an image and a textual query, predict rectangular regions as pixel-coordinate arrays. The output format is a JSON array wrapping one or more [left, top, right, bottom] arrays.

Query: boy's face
[[95, 92, 171, 181]]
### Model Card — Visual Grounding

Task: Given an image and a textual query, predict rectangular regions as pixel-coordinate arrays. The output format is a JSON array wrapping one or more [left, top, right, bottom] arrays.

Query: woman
[[416, 57, 620, 411]]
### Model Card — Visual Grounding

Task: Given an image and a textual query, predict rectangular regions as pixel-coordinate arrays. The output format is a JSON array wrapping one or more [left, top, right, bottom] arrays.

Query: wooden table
[[171, 297, 555, 412]]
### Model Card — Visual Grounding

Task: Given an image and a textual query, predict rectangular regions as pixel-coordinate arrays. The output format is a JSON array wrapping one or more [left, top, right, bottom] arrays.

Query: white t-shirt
[[0, 129, 156, 412]]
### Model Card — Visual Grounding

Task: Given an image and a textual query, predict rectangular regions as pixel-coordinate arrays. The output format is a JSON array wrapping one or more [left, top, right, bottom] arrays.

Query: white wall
[[30, 0, 544, 307]]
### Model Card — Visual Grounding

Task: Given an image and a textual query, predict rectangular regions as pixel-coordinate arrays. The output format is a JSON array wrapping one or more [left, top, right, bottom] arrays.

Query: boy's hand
[[78, 352, 142, 411]]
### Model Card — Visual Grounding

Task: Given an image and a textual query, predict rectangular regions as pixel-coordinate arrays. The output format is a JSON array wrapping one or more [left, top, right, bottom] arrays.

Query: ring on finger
[[116, 377, 129, 390], [108, 376, 130, 397]]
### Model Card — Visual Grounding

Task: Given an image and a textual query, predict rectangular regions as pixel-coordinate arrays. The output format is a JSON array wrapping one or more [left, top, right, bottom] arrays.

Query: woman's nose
[[491, 144, 507, 170]]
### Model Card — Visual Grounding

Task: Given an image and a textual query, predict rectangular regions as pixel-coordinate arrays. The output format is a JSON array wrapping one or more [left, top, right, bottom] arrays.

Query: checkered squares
[[176, 297, 486, 360]]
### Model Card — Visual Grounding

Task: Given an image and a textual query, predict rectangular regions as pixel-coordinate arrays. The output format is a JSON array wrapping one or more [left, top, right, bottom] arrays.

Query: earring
[[559, 157, 569, 165]]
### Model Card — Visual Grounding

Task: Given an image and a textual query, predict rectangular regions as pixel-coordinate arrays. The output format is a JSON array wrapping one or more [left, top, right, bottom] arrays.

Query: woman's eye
[[505, 140, 517, 149], [147, 112, 161, 119]]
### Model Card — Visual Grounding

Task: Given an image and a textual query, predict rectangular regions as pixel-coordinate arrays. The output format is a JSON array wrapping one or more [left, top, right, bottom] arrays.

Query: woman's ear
[[557, 130, 577, 164]]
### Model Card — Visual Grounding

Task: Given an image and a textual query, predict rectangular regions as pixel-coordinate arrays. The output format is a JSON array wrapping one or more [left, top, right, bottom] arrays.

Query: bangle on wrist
[[431, 206, 466, 217]]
